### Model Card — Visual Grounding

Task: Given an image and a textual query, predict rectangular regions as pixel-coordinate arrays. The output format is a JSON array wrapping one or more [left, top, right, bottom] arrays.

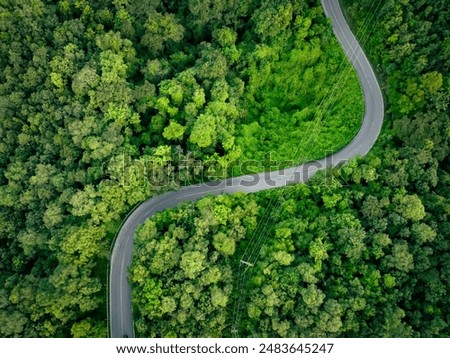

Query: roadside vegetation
[[131, 0, 450, 337], [234, 9, 363, 171], [0, 0, 362, 337]]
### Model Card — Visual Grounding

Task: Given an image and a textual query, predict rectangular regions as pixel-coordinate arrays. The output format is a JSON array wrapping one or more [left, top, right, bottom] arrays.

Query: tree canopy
[[130, 0, 449, 338]]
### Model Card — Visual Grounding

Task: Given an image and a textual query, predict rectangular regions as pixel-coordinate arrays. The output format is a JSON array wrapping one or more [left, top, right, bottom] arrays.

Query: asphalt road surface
[[109, 0, 384, 338]]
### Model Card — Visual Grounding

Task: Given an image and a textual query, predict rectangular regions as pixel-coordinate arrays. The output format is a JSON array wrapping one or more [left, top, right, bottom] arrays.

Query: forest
[[0, 0, 448, 338], [0, 0, 362, 337], [130, 0, 450, 338]]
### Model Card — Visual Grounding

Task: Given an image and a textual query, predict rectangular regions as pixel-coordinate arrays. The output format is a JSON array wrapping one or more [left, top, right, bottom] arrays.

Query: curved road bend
[[109, 0, 384, 338]]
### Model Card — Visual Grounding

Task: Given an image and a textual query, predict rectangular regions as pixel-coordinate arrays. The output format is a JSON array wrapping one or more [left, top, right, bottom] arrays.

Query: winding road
[[109, 0, 384, 338]]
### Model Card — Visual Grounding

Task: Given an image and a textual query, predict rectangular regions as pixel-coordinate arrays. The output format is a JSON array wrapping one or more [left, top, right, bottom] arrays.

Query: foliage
[[0, 0, 362, 337], [1, 0, 447, 338], [131, 0, 450, 338], [236, 8, 363, 169]]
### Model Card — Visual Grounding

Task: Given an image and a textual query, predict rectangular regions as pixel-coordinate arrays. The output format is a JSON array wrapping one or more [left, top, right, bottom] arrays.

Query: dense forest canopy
[[0, 0, 363, 337], [130, 0, 450, 338], [0, 0, 448, 338]]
